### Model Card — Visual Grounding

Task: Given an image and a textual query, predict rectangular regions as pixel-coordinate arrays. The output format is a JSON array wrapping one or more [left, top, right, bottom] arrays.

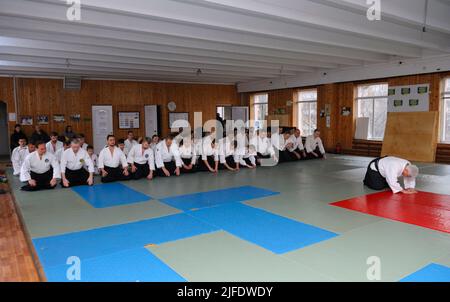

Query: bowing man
[[11, 138, 29, 176], [155, 134, 182, 177], [178, 135, 197, 174], [98, 135, 131, 183], [305, 129, 326, 160], [364, 156, 419, 194], [20, 141, 60, 191], [219, 135, 239, 171], [46, 132, 63, 155], [60, 138, 95, 188], [127, 137, 155, 180], [271, 129, 291, 163], [286, 129, 306, 161], [199, 138, 219, 173], [235, 145, 257, 169]]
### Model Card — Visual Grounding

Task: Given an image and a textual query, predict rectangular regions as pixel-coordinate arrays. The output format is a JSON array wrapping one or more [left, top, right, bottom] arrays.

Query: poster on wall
[[169, 112, 189, 129], [53, 114, 65, 123], [20, 116, 33, 125], [388, 84, 430, 112], [37, 115, 49, 125], [118, 111, 140, 129], [70, 114, 81, 122]]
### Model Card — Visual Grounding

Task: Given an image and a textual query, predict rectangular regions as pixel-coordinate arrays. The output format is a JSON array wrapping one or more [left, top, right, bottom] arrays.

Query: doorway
[[0, 101, 9, 156]]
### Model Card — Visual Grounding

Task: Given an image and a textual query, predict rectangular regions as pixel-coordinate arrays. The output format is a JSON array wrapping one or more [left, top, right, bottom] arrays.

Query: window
[[253, 93, 268, 129], [296, 89, 317, 136], [443, 78, 450, 143], [356, 83, 388, 140]]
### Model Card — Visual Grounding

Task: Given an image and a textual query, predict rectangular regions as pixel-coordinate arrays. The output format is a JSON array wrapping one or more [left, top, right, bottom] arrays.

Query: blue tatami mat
[[71, 183, 152, 208], [33, 213, 219, 268], [188, 203, 338, 254], [160, 186, 279, 211], [400, 264, 450, 282], [45, 248, 185, 282]]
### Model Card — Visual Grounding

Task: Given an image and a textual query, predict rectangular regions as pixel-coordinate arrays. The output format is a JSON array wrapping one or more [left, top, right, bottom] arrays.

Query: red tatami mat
[[330, 191, 450, 234]]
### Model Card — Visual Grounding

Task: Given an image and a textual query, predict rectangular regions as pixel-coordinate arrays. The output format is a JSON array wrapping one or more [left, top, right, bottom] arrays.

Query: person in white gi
[[199, 137, 219, 173], [234, 145, 257, 169], [127, 137, 155, 180], [271, 129, 292, 163], [60, 138, 95, 188], [45, 132, 63, 155], [150, 135, 160, 151], [20, 141, 60, 191], [77, 134, 89, 150], [55, 140, 71, 164], [364, 156, 419, 194], [219, 135, 239, 171], [98, 135, 131, 183], [11, 138, 29, 176], [86, 145, 99, 175], [124, 131, 138, 155], [179, 135, 197, 174], [155, 135, 182, 177], [305, 129, 326, 159], [286, 129, 306, 160], [251, 129, 277, 164]]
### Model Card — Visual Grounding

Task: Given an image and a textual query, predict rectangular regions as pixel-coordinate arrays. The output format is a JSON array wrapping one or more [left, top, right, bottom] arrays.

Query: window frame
[[295, 89, 318, 137], [252, 93, 269, 130], [355, 83, 389, 141], [441, 78, 450, 143]]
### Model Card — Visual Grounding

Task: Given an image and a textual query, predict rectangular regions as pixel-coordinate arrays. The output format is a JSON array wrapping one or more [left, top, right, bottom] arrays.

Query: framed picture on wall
[[37, 115, 49, 125], [53, 114, 65, 123], [20, 116, 33, 126], [169, 112, 189, 129], [118, 111, 140, 129]]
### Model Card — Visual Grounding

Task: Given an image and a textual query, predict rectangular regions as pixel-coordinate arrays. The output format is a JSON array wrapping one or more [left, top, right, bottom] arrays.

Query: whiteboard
[[169, 112, 189, 129], [118, 111, 140, 129], [355, 117, 370, 140], [144, 105, 158, 137]]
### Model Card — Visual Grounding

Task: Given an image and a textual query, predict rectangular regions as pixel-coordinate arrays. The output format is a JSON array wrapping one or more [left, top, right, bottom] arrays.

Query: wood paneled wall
[[242, 71, 450, 154], [0, 77, 241, 146]]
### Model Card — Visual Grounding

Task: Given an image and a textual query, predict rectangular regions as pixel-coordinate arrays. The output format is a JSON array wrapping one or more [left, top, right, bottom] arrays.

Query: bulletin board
[[169, 112, 189, 129], [387, 84, 430, 112], [118, 111, 140, 129], [381, 111, 438, 162]]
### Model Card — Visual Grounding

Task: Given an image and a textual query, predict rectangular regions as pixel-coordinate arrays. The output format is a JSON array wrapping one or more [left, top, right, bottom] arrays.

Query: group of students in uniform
[[10, 126, 327, 191], [11, 123, 419, 195]]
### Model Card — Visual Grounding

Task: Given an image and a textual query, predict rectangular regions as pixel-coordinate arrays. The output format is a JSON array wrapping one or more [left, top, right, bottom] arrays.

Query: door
[[92, 105, 113, 154], [231, 106, 249, 124], [0, 102, 9, 156], [144, 105, 159, 137]]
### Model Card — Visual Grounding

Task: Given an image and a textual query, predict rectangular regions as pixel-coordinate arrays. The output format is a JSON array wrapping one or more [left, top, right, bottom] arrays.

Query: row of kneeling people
[[11, 127, 327, 191]]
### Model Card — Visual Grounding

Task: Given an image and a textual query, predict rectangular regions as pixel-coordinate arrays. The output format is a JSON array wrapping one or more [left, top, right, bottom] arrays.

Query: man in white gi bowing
[[98, 134, 131, 183], [127, 137, 155, 180], [155, 134, 182, 177], [20, 141, 60, 191], [60, 138, 95, 188], [305, 129, 326, 160], [364, 156, 419, 194]]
